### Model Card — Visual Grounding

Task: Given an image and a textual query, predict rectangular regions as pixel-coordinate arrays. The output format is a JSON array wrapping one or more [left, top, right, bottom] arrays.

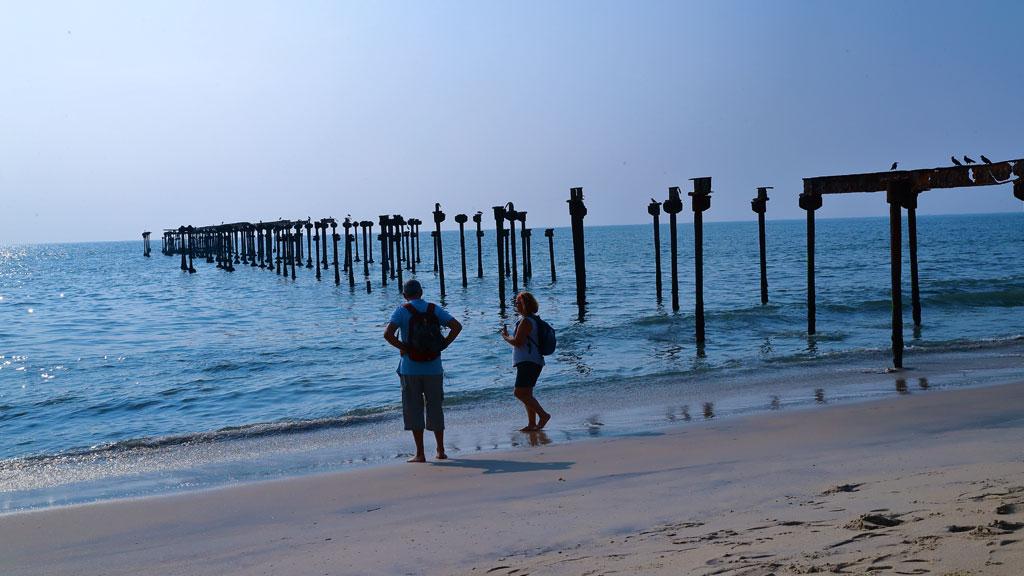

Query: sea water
[[1, 213, 1022, 510]]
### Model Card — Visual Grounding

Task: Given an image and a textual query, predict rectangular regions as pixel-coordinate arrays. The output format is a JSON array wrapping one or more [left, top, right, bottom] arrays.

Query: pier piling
[[647, 199, 662, 302], [690, 177, 712, 345], [799, 192, 821, 335], [493, 205, 507, 311], [331, 221, 340, 285], [905, 191, 922, 327], [433, 204, 447, 297], [473, 212, 484, 278], [663, 187, 683, 312], [455, 213, 468, 288], [887, 181, 910, 369], [506, 203, 519, 293], [568, 188, 588, 310], [545, 228, 555, 282], [378, 215, 389, 288], [751, 187, 771, 305]]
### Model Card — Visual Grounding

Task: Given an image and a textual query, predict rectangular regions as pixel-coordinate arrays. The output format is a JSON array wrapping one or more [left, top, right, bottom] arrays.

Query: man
[[384, 279, 462, 462]]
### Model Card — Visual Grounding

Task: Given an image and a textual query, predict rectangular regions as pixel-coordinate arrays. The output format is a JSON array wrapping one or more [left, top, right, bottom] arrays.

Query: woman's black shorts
[[514, 361, 543, 389]]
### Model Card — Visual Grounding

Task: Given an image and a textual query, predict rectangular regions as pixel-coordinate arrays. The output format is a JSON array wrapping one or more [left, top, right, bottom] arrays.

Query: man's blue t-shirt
[[389, 299, 455, 376]]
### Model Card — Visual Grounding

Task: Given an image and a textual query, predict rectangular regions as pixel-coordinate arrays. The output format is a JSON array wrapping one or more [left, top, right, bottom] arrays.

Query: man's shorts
[[400, 374, 444, 431]]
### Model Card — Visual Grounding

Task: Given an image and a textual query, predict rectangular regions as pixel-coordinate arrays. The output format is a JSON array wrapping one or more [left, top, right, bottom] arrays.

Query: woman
[[501, 291, 551, 431]]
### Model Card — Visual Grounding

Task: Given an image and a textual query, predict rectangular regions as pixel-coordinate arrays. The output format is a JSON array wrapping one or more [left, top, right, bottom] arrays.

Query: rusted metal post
[[394, 215, 405, 291], [313, 223, 322, 280], [266, 226, 275, 273], [493, 206, 507, 311], [186, 226, 196, 273], [342, 218, 353, 272], [331, 221, 341, 286], [365, 221, 375, 263], [523, 228, 532, 280], [455, 213, 468, 288], [505, 203, 519, 293], [361, 221, 371, 277], [473, 212, 484, 278], [751, 187, 771, 305], [518, 211, 529, 281], [179, 226, 188, 271], [275, 227, 283, 275], [404, 228, 411, 269], [799, 192, 821, 335], [305, 221, 313, 268], [663, 187, 683, 312], [289, 230, 296, 279], [352, 221, 360, 264], [346, 229, 356, 288], [433, 203, 447, 297], [887, 181, 908, 369], [545, 228, 555, 282], [647, 200, 662, 302], [906, 191, 921, 327], [378, 215, 389, 287], [227, 229, 236, 272], [431, 228, 438, 273], [320, 221, 329, 270], [257, 224, 265, 268], [410, 218, 421, 264], [690, 177, 712, 344], [503, 229, 511, 277], [407, 219, 418, 274], [387, 217, 397, 280], [567, 188, 588, 309]]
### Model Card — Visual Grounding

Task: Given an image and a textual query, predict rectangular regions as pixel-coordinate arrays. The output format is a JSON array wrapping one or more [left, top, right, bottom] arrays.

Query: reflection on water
[[918, 377, 930, 390], [770, 395, 780, 410], [681, 405, 691, 421], [895, 379, 909, 394], [806, 337, 819, 355], [760, 337, 774, 356], [585, 415, 604, 436], [815, 388, 826, 404], [702, 402, 715, 419], [525, 430, 551, 447]]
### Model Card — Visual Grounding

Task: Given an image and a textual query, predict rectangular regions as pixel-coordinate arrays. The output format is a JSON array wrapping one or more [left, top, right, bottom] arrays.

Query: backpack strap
[[402, 303, 420, 345], [524, 315, 539, 352]]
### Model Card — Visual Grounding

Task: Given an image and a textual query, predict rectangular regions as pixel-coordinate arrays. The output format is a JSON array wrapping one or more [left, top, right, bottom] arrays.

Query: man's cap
[[402, 279, 423, 297]]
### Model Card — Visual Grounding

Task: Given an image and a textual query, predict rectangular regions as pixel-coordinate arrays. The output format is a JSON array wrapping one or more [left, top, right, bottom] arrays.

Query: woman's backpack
[[529, 314, 557, 356], [404, 303, 445, 361]]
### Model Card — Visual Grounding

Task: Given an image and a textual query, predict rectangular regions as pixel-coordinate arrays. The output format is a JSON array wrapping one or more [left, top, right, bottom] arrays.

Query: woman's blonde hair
[[515, 291, 539, 315]]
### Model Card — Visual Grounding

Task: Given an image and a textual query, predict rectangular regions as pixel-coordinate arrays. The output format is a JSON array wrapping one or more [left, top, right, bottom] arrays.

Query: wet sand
[[2, 380, 1023, 575]]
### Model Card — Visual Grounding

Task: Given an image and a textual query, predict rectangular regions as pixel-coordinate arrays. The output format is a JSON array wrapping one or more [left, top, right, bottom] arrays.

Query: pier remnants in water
[[158, 192, 573, 312], [801, 158, 1024, 369]]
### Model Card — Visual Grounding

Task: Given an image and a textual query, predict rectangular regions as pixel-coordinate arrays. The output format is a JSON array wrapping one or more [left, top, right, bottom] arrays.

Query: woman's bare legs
[[514, 387, 550, 431]]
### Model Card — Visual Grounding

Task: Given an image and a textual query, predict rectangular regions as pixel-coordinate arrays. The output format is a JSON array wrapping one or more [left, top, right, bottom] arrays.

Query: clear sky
[[1, 0, 1021, 243]]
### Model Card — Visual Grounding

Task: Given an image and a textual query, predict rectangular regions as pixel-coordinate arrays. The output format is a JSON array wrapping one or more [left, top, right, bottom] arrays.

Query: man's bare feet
[[407, 454, 426, 463], [519, 425, 538, 432], [436, 451, 448, 460], [537, 412, 551, 430]]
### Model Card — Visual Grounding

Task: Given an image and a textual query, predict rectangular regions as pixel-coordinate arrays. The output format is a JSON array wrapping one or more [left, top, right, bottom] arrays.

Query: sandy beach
[[2, 380, 1023, 576]]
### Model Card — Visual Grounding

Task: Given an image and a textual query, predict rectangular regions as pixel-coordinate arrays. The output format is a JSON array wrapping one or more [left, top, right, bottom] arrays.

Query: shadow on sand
[[436, 458, 574, 475]]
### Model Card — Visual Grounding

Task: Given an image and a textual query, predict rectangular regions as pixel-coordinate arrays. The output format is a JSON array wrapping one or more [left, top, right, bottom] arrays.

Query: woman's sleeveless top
[[512, 316, 545, 367]]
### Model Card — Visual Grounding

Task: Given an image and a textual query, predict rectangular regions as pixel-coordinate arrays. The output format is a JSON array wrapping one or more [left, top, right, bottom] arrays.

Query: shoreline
[[3, 338, 1024, 513], [2, 377, 1024, 574]]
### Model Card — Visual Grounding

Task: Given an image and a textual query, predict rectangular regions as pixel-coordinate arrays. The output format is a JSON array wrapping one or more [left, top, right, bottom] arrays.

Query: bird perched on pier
[[963, 155, 976, 165], [890, 162, 898, 171], [951, 156, 963, 166], [981, 154, 992, 164]]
